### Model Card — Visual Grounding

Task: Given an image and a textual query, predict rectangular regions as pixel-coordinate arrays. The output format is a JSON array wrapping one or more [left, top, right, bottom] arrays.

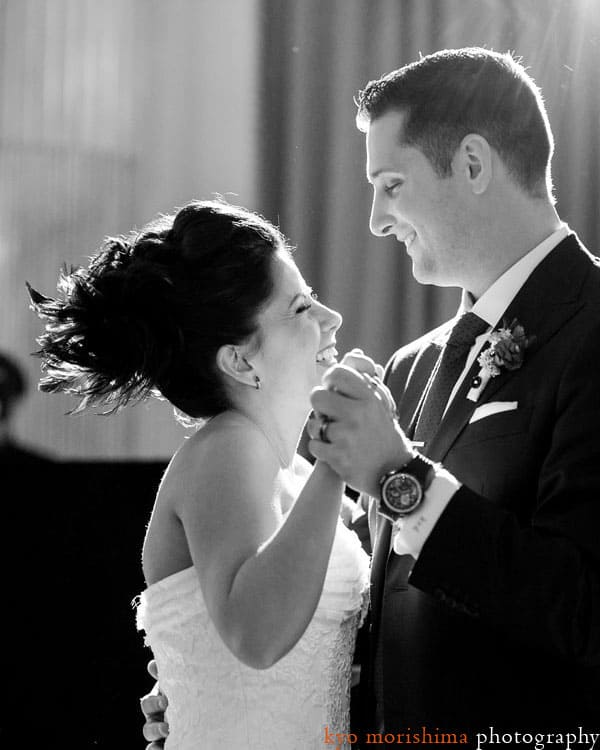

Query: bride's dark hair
[[28, 199, 289, 420]]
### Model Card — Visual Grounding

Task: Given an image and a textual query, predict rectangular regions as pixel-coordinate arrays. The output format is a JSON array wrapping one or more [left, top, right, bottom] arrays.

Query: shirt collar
[[460, 224, 570, 327]]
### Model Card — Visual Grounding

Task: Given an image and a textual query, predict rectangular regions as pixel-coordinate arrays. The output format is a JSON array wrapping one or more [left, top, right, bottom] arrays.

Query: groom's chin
[[410, 259, 454, 289], [410, 260, 436, 286]]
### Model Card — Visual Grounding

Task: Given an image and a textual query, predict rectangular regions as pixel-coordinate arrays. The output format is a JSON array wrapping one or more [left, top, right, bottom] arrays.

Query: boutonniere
[[467, 318, 535, 402]]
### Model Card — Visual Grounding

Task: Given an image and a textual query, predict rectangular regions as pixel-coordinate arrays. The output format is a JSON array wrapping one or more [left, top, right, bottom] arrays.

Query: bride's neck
[[233, 400, 307, 469]]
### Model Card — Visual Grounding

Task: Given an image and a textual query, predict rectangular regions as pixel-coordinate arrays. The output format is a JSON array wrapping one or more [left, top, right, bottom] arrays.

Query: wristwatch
[[378, 454, 436, 522]]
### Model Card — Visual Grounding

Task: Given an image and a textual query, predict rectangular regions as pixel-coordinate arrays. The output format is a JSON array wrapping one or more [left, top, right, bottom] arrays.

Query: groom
[[308, 47, 600, 736]]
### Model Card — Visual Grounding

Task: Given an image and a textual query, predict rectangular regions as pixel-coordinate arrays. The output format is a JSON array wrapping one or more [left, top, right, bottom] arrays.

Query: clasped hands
[[307, 349, 415, 498]]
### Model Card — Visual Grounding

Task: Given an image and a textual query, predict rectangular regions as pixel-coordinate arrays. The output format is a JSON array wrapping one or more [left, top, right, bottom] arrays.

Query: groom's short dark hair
[[355, 47, 554, 198]]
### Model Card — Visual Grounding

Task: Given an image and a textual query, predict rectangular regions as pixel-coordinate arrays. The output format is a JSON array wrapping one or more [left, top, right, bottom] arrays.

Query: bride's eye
[[296, 290, 317, 314], [296, 297, 312, 314]]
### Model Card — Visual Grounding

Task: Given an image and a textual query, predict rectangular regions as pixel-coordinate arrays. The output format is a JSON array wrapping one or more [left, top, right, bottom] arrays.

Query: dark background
[[2, 460, 166, 748]]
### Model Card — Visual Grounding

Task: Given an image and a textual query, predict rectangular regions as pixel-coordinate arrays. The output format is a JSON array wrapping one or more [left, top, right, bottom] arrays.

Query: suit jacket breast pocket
[[459, 404, 533, 448]]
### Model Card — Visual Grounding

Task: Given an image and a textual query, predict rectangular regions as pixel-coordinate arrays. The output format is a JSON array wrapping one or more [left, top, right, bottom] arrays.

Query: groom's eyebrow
[[368, 167, 394, 182]]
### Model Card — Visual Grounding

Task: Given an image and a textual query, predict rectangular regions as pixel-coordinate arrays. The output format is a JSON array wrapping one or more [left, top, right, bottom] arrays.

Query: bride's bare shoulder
[[170, 412, 278, 478]]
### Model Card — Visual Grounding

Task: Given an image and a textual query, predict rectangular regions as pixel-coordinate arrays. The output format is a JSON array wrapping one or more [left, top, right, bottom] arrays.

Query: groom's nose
[[369, 193, 395, 237]]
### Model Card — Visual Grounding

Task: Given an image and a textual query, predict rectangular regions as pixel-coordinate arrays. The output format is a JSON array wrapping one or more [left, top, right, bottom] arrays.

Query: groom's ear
[[457, 134, 492, 195], [216, 345, 257, 388]]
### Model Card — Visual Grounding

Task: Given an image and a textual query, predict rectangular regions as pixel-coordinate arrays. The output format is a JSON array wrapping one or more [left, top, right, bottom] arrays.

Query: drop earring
[[241, 355, 261, 390]]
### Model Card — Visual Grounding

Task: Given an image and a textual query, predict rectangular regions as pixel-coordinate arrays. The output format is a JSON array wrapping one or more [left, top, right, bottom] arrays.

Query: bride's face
[[252, 251, 342, 407]]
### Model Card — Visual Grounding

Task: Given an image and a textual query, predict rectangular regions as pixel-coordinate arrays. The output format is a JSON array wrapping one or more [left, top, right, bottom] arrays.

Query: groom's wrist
[[391, 468, 461, 558], [369, 427, 417, 496]]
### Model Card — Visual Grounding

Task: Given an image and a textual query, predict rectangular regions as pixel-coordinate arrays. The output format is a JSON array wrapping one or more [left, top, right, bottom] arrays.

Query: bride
[[29, 199, 392, 748]]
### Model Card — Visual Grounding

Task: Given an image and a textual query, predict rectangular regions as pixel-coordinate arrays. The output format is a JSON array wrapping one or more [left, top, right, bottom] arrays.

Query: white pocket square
[[469, 401, 518, 424]]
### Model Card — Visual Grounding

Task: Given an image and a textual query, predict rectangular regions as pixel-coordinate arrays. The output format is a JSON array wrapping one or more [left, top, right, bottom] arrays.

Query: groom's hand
[[308, 364, 413, 496], [140, 659, 169, 749]]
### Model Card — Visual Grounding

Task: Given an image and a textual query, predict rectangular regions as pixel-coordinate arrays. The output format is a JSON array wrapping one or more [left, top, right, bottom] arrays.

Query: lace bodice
[[136, 517, 370, 749]]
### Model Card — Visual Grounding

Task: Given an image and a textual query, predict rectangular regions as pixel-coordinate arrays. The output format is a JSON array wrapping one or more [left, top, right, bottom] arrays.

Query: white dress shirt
[[392, 224, 570, 558]]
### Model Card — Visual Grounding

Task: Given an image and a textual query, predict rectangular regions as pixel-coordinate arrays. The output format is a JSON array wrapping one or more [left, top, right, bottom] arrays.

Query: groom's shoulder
[[557, 232, 600, 293], [552, 234, 600, 324], [577, 241, 600, 297]]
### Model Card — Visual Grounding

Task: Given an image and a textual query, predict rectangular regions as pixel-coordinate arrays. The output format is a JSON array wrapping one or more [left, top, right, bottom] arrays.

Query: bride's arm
[[293, 452, 356, 526], [175, 424, 344, 670]]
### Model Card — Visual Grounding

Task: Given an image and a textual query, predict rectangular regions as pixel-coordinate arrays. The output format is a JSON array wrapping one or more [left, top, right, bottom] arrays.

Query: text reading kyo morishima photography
[[323, 726, 600, 749]]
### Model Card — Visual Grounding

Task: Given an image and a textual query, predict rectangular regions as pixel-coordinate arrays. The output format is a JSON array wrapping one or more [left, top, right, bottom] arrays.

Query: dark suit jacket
[[363, 234, 600, 735]]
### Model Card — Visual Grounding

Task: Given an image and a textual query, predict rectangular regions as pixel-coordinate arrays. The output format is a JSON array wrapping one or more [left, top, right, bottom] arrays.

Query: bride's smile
[[248, 250, 342, 405], [316, 342, 338, 367]]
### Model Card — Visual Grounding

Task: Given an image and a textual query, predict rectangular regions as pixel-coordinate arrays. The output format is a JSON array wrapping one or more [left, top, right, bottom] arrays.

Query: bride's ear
[[216, 345, 257, 388]]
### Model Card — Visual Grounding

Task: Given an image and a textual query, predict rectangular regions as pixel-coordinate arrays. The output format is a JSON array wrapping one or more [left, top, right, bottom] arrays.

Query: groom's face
[[366, 109, 473, 290]]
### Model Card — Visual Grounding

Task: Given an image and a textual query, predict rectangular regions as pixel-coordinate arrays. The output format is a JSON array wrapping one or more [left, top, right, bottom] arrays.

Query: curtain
[[2, 0, 599, 458], [0, 0, 260, 458], [258, 0, 600, 368]]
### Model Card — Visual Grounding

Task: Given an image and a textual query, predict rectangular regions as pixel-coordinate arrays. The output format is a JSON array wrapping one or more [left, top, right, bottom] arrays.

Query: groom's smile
[[399, 230, 417, 251], [365, 109, 477, 291]]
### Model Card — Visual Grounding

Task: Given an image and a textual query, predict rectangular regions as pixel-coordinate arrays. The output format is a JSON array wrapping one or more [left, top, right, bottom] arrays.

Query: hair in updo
[[28, 200, 289, 420]]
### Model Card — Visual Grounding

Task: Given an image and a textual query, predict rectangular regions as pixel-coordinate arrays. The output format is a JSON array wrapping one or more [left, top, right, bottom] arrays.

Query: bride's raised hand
[[336, 349, 397, 419], [339, 348, 384, 379]]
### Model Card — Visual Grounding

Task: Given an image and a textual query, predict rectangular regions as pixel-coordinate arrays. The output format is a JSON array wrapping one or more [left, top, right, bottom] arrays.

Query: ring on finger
[[363, 373, 380, 391], [318, 415, 332, 443]]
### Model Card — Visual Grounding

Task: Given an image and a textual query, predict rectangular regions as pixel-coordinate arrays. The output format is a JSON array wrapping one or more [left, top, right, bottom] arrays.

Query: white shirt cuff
[[391, 468, 461, 558]]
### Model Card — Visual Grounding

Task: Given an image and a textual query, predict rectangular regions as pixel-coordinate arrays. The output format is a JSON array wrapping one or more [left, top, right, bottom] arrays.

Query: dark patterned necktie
[[413, 311, 488, 445]]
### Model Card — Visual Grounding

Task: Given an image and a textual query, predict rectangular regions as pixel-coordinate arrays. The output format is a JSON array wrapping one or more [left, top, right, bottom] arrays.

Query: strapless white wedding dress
[[136, 516, 370, 749]]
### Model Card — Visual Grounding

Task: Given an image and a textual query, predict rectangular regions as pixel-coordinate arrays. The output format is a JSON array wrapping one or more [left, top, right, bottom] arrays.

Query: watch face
[[381, 473, 423, 516]]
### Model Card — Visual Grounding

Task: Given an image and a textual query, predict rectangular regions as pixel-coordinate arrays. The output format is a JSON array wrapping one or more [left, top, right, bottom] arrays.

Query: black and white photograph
[[1, 1, 599, 748]]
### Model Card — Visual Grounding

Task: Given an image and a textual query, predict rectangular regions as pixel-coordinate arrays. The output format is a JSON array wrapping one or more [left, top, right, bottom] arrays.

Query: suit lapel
[[398, 330, 449, 439], [426, 234, 591, 464]]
